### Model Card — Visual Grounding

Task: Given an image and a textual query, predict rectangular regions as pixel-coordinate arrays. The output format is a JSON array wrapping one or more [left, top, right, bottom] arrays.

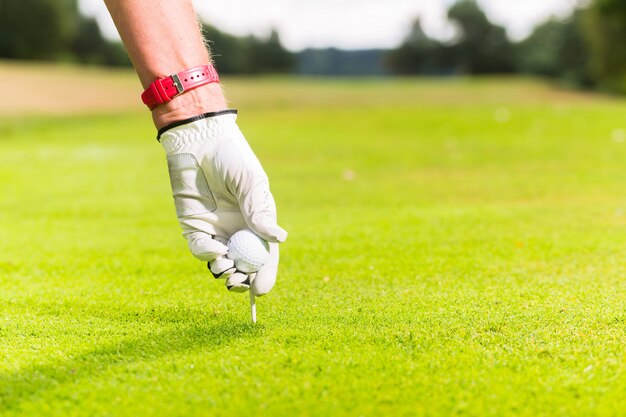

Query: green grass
[[2, 75, 626, 416]]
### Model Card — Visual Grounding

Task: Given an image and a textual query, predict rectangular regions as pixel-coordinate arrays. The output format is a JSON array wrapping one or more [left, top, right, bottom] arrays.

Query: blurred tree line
[[389, 0, 626, 93], [1, 0, 624, 92], [0, 0, 292, 73], [201, 25, 293, 74], [0, 0, 129, 66]]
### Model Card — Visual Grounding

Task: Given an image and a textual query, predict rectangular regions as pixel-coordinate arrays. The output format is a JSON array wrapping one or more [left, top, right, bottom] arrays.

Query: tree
[[248, 30, 294, 74], [70, 16, 130, 67], [584, 0, 626, 92], [0, 0, 129, 66], [202, 24, 293, 74], [447, 0, 515, 74], [387, 19, 443, 75], [202, 24, 250, 74], [0, 0, 75, 60], [388, 1, 516, 76], [517, 10, 592, 86]]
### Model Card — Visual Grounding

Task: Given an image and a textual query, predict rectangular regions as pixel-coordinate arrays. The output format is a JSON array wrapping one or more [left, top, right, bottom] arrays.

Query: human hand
[[159, 111, 287, 295]]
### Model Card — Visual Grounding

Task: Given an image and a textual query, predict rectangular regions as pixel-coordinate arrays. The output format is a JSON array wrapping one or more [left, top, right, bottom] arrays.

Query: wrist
[[151, 83, 228, 130]]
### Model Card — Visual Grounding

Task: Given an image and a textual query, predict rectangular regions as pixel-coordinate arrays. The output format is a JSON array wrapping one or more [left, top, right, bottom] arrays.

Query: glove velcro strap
[[156, 109, 238, 142]]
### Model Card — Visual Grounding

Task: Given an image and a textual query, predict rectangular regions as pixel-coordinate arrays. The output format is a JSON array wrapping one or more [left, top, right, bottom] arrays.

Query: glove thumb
[[251, 242, 279, 296], [185, 232, 229, 262]]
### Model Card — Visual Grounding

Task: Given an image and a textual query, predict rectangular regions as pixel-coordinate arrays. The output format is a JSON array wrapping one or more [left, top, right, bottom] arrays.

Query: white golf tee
[[249, 290, 257, 323]]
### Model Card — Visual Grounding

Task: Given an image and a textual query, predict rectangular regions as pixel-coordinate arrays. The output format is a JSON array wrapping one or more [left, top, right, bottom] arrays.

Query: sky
[[79, 0, 586, 51]]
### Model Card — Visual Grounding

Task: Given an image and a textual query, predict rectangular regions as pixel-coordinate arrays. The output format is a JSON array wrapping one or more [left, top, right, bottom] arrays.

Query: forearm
[[104, 0, 227, 128]]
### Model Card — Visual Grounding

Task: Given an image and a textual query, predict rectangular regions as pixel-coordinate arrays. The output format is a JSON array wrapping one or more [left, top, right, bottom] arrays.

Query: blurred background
[[0, 0, 624, 92]]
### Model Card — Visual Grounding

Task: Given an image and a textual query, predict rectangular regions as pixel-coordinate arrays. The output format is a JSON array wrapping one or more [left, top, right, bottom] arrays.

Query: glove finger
[[251, 242, 279, 297], [207, 257, 236, 279], [237, 178, 287, 243], [225, 272, 252, 293], [185, 231, 228, 262], [214, 127, 286, 242]]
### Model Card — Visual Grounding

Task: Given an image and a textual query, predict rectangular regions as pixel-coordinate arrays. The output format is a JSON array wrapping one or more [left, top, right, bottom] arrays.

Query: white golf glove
[[159, 110, 287, 295]]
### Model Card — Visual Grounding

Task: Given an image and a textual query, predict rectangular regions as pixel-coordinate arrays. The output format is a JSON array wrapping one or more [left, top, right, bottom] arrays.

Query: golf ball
[[227, 229, 270, 273]]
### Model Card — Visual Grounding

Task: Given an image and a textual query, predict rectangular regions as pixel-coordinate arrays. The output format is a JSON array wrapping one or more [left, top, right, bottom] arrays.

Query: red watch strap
[[141, 64, 219, 109]]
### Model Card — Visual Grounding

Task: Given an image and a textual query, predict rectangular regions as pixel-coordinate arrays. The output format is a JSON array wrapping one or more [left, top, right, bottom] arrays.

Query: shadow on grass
[[0, 302, 260, 411]]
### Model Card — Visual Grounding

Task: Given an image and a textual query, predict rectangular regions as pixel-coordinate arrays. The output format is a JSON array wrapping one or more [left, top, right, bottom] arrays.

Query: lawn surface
[[1, 66, 626, 416]]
